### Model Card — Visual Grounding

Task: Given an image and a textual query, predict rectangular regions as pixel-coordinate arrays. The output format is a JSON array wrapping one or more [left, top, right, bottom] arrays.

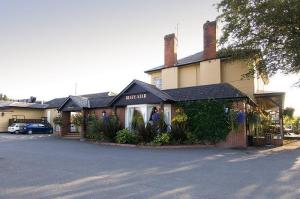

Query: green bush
[[86, 117, 104, 141], [102, 115, 121, 141], [137, 122, 157, 143], [153, 133, 170, 145], [131, 110, 144, 131], [115, 129, 138, 144], [228, 109, 239, 132], [186, 132, 199, 144], [180, 100, 231, 144], [170, 109, 188, 143], [72, 113, 84, 128], [53, 116, 62, 126]]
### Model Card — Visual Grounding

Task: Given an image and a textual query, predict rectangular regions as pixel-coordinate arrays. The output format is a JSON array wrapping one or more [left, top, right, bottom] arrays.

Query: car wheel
[[49, 129, 53, 134], [15, 130, 19, 134], [28, 130, 33, 135]]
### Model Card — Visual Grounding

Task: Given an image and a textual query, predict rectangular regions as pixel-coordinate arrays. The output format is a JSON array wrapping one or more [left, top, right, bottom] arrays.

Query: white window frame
[[153, 77, 162, 89], [125, 104, 172, 128]]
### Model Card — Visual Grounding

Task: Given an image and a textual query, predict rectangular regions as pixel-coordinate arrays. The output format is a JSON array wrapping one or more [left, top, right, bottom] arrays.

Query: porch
[[58, 96, 90, 140], [251, 92, 285, 147]]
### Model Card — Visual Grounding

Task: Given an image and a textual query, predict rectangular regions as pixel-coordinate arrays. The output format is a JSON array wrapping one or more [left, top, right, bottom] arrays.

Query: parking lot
[[0, 133, 300, 199]]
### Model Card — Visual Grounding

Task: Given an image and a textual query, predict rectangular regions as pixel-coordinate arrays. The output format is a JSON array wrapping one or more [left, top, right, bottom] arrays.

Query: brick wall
[[88, 107, 126, 128]]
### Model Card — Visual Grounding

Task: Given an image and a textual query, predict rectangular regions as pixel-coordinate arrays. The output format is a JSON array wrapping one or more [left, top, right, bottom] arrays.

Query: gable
[[112, 84, 166, 106], [59, 98, 82, 112]]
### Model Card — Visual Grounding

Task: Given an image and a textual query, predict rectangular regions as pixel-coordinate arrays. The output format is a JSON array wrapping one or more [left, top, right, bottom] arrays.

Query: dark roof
[[0, 101, 48, 109], [133, 80, 175, 101], [89, 96, 115, 108], [109, 80, 175, 105], [145, 51, 204, 73], [163, 83, 248, 102], [46, 92, 116, 109], [45, 97, 67, 109], [50, 92, 117, 111]]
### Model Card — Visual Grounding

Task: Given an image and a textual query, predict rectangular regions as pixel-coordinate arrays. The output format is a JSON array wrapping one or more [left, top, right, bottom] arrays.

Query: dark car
[[24, 123, 53, 134]]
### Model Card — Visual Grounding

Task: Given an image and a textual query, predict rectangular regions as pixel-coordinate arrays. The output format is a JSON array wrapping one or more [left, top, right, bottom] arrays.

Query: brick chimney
[[203, 20, 217, 60], [164, 33, 177, 67]]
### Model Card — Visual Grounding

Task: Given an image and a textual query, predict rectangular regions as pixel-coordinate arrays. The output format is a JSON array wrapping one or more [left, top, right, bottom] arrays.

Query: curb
[[87, 140, 214, 149]]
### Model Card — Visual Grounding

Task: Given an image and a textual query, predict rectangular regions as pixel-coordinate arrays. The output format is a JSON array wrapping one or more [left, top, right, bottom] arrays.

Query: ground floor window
[[125, 104, 171, 128]]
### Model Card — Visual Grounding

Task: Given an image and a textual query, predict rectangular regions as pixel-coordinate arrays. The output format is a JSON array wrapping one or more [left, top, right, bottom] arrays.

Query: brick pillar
[[80, 109, 87, 141], [61, 112, 70, 136], [224, 101, 247, 148]]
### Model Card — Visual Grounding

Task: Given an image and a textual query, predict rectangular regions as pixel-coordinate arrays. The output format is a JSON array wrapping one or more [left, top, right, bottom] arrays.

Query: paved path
[[0, 134, 300, 199]]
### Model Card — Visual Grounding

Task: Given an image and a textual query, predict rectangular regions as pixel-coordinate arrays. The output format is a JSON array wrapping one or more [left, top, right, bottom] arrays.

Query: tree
[[0, 93, 9, 101], [217, 0, 300, 83], [283, 107, 295, 118]]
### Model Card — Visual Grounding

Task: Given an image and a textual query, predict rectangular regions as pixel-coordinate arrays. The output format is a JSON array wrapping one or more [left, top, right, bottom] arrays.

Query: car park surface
[[0, 134, 300, 199]]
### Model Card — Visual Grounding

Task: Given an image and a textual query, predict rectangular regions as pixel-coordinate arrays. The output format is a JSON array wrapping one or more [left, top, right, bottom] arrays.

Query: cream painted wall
[[149, 71, 162, 85], [162, 67, 178, 89], [44, 108, 60, 127], [221, 59, 255, 98], [254, 75, 266, 93], [0, 108, 45, 132], [198, 59, 221, 85], [178, 64, 197, 88], [147, 58, 266, 100]]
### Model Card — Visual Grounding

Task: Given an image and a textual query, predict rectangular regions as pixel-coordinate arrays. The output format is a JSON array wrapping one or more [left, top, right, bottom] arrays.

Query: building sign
[[125, 94, 147, 101]]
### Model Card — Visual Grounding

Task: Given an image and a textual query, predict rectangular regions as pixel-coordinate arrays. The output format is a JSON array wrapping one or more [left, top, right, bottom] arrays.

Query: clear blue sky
[[0, 0, 299, 115]]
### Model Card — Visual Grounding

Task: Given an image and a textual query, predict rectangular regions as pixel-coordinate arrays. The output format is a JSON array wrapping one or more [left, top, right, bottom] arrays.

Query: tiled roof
[[133, 80, 175, 101], [163, 83, 248, 102], [145, 51, 204, 73], [45, 97, 67, 109], [89, 96, 115, 108], [49, 92, 117, 111], [0, 101, 48, 109], [109, 80, 175, 105]]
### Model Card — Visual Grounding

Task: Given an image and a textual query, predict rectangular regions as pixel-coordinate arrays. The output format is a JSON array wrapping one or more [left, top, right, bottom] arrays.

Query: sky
[[0, 0, 299, 115]]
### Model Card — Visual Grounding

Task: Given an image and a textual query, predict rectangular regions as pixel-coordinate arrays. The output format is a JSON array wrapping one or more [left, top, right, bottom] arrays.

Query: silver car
[[8, 123, 27, 134]]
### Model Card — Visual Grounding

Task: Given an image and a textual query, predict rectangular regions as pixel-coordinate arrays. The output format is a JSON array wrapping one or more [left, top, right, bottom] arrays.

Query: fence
[[8, 117, 48, 126]]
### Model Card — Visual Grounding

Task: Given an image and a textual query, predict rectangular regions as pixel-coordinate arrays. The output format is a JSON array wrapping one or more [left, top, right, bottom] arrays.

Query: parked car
[[8, 123, 27, 134], [24, 123, 53, 134]]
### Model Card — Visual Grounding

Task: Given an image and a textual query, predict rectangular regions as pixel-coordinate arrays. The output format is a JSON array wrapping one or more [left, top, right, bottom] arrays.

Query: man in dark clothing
[[150, 107, 160, 123]]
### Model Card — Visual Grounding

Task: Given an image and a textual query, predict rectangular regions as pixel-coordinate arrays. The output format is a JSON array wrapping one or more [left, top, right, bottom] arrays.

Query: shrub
[[72, 113, 84, 128], [53, 116, 62, 126], [186, 132, 199, 144], [116, 129, 138, 144], [137, 122, 157, 143], [86, 117, 104, 141], [131, 110, 144, 131], [180, 100, 231, 144], [228, 109, 239, 132], [170, 109, 188, 143], [102, 115, 121, 141], [153, 133, 170, 145], [131, 110, 158, 143], [157, 112, 168, 133]]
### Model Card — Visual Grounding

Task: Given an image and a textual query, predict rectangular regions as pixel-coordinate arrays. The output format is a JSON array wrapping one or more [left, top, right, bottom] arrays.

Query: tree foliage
[[0, 93, 9, 101], [283, 107, 295, 118], [217, 0, 300, 82]]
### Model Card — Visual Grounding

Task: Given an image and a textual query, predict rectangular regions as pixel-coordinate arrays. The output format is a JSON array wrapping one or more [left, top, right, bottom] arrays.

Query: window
[[153, 77, 162, 89]]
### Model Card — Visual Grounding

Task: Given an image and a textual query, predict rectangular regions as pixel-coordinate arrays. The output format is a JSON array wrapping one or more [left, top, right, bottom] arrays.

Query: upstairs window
[[153, 77, 162, 89]]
